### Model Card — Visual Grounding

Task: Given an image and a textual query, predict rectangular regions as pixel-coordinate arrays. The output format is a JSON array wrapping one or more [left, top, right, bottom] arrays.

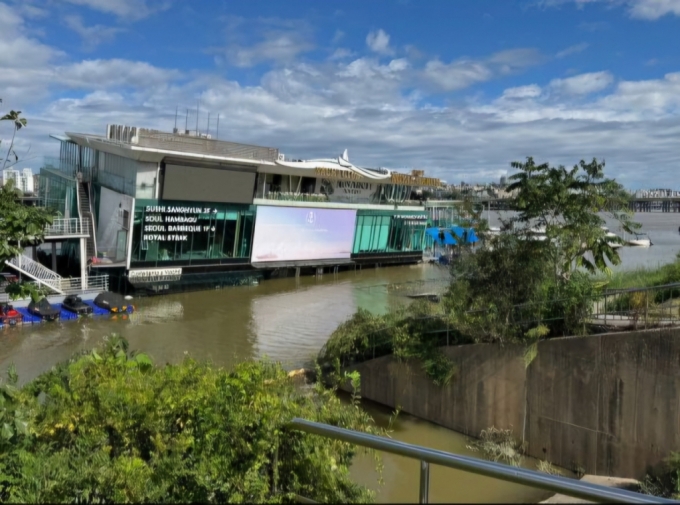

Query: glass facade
[[59, 141, 97, 180], [352, 210, 427, 255], [130, 199, 255, 267], [38, 169, 79, 218]]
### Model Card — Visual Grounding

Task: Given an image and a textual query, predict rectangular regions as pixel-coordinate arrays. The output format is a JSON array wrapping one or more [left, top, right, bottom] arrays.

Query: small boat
[[94, 292, 132, 313], [62, 295, 93, 315], [627, 233, 652, 247], [28, 299, 61, 321], [601, 226, 618, 238], [0, 303, 23, 326]]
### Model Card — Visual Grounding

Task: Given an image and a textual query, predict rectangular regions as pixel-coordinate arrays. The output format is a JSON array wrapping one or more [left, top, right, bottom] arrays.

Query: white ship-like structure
[[260, 149, 441, 204]]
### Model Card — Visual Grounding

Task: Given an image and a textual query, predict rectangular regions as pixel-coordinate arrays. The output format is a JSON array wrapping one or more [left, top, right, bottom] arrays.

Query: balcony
[[44, 218, 90, 239]]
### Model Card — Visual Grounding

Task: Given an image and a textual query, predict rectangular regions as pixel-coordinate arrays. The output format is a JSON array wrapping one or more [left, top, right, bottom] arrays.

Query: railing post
[[419, 460, 430, 504]]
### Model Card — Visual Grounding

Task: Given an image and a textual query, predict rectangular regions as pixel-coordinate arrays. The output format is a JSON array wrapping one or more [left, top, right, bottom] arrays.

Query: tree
[[0, 180, 53, 271], [506, 157, 639, 277], [1, 108, 27, 171], [0, 336, 383, 503]]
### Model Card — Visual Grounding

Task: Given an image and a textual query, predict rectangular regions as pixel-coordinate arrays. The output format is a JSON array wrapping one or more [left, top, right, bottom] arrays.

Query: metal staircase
[[77, 180, 97, 260], [5, 254, 65, 294]]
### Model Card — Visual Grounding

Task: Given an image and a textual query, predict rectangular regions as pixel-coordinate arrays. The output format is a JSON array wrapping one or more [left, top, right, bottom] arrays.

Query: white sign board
[[128, 268, 182, 284]]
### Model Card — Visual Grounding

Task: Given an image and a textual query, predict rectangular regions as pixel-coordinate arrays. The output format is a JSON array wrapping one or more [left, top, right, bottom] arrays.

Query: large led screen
[[251, 206, 357, 263]]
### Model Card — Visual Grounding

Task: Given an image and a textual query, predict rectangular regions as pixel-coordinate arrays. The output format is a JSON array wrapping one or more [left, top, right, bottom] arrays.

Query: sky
[[0, 0, 679, 188]]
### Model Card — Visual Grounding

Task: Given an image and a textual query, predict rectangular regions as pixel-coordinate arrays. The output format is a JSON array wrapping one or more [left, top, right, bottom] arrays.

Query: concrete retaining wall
[[344, 328, 680, 478]]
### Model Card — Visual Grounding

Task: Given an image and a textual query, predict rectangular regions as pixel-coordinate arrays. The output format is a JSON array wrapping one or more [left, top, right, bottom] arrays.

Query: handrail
[[288, 418, 675, 504]]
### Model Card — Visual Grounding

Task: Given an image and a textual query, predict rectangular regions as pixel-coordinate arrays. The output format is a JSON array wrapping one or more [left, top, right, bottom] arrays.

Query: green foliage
[[466, 427, 524, 467], [507, 157, 638, 276], [0, 179, 54, 268], [0, 336, 382, 503], [319, 302, 458, 386], [4, 282, 48, 303], [444, 233, 554, 343], [640, 452, 680, 499]]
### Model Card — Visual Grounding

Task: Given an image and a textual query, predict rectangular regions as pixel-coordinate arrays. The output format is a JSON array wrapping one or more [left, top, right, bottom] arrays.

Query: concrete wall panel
[[346, 328, 680, 478]]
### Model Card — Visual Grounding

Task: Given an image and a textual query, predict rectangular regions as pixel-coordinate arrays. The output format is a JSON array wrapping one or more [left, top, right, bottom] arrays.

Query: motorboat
[[627, 233, 652, 247], [27, 298, 60, 321], [0, 304, 23, 326], [94, 292, 132, 313], [601, 226, 618, 238], [62, 295, 93, 315]]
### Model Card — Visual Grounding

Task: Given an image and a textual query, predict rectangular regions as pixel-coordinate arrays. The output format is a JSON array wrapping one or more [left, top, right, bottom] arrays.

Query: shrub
[[0, 336, 381, 503]]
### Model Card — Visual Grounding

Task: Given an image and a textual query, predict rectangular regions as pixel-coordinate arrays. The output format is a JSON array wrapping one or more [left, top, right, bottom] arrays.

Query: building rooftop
[[62, 125, 280, 165]]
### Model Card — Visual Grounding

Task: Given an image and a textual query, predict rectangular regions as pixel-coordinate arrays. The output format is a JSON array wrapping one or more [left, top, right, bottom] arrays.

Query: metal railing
[[319, 282, 680, 367], [44, 218, 90, 237], [5, 254, 64, 294], [288, 418, 673, 504], [59, 275, 109, 294], [0, 276, 109, 303]]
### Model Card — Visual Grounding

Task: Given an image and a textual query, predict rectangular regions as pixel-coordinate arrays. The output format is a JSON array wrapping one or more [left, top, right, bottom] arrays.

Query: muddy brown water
[[1, 212, 678, 502]]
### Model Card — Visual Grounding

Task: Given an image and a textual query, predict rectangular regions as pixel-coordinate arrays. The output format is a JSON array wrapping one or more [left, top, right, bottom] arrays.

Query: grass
[[594, 255, 680, 291]]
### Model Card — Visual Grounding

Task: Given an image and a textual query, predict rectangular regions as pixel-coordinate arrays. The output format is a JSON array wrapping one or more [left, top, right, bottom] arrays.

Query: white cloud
[[628, 0, 680, 19], [329, 48, 354, 60], [549, 71, 614, 95], [423, 48, 543, 91], [366, 29, 393, 55], [224, 34, 314, 67], [2, 3, 680, 189], [215, 17, 315, 68], [423, 59, 493, 91], [538, 0, 680, 19], [556, 42, 589, 58], [61, 0, 168, 21], [502, 85, 543, 99], [64, 15, 123, 50]]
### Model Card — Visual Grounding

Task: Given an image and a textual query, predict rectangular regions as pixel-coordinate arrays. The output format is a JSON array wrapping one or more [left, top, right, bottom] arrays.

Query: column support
[[80, 238, 88, 290]]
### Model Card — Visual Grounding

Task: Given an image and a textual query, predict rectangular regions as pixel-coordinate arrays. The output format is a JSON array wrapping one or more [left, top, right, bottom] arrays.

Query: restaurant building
[[38, 125, 442, 294]]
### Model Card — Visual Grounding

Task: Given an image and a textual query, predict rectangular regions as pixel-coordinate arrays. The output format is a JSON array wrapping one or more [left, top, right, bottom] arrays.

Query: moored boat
[[28, 299, 60, 321], [0, 304, 23, 326], [62, 295, 93, 315], [94, 292, 133, 313]]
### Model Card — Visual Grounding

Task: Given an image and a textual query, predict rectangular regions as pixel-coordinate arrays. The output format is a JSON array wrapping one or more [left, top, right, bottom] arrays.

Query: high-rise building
[[2, 169, 20, 187], [20, 168, 34, 194]]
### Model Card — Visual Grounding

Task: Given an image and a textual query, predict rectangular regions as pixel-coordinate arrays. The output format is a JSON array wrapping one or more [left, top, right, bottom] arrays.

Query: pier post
[[80, 237, 88, 290], [51, 242, 57, 272]]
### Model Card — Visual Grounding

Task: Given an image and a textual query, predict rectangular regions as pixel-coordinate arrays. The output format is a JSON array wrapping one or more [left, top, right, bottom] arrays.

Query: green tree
[[507, 157, 638, 277], [0, 179, 53, 267], [0, 336, 383, 503], [1, 108, 27, 171]]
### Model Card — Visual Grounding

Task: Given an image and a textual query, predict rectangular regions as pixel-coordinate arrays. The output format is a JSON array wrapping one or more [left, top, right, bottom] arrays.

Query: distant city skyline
[[0, 0, 678, 187]]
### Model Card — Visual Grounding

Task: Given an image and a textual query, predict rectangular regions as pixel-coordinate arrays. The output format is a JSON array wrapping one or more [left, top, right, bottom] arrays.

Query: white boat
[[601, 226, 618, 238], [627, 233, 652, 247]]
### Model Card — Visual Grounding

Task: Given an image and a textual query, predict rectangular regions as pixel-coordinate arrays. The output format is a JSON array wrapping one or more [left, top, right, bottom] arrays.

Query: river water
[[1, 212, 678, 502]]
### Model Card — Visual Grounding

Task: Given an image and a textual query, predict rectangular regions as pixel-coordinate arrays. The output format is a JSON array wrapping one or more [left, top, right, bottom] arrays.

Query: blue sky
[[1, 0, 679, 187]]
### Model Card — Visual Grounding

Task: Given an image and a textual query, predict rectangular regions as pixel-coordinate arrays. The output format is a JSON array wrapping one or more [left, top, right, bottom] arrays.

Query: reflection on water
[[352, 400, 558, 504], [1, 211, 678, 502]]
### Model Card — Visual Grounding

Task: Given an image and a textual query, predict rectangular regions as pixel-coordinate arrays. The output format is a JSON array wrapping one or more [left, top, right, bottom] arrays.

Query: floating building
[[28, 125, 448, 295]]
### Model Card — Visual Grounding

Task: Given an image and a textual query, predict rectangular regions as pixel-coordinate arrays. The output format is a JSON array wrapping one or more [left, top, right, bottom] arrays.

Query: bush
[[319, 302, 459, 386], [0, 336, 382, 503]]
